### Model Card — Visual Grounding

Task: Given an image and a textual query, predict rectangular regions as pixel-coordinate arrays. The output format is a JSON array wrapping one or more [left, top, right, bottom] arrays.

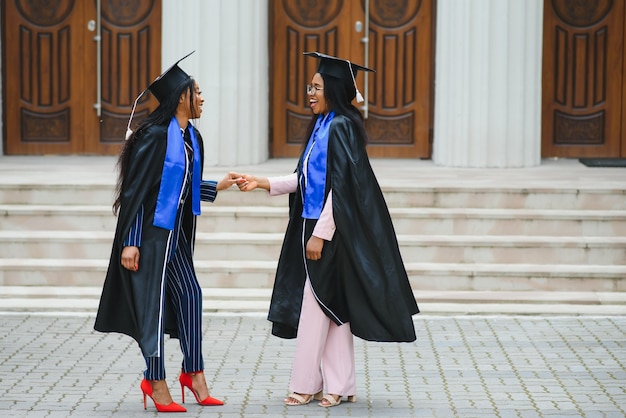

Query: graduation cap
[[147, 51, 194, 103], [304, 51, 374, 103], [125, 51, 194, 139]]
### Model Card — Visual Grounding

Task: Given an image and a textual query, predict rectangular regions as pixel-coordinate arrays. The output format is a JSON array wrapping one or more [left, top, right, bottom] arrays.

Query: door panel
[[3, 0, 161, 155], [364, 0, 433, 157], [87, 0, 161, 154], [542, 0, 624, 158], [4, 0, 86, 154], [270, 0, 434, 158], [271, 0, 353, 157]]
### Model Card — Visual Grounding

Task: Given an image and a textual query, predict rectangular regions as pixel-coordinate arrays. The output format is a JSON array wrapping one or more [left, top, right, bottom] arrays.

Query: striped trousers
[[144, 237, 204, 380]]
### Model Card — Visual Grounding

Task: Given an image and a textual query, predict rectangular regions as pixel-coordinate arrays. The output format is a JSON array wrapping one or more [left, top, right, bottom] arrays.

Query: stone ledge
[[1, 287, 624, 315]]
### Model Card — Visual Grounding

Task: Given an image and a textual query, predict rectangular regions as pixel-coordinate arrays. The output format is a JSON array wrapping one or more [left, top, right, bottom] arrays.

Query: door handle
[[92, 1, 102, 117], [361, 0, 370, 119]]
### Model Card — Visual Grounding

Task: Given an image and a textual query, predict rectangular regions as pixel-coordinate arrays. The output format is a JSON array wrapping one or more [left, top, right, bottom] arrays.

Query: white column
[[162, 0, 269, 166], [0, 5, 3, 156], [433, 0, 543, 168]]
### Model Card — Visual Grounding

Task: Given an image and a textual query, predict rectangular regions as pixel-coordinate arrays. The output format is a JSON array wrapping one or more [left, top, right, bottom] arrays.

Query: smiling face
[[180, 81, 204, 119], [308, 73, 328, 115]]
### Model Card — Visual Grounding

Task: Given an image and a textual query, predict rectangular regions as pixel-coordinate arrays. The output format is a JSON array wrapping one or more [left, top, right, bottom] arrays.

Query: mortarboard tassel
[[355, 89, 364, 103], [347, 60, 364, 103], [125, 89, 146, 140]]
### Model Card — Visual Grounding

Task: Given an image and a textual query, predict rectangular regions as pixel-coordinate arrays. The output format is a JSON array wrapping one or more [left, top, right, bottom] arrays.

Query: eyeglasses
[[306, 84, 324, 95]]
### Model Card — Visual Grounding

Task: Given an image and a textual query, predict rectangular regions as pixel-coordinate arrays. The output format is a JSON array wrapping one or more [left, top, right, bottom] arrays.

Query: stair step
[[2, 231, 625, 265], [390, 208, 626, 236], [2, 183, 626, 209], [0, 286, 624, 314], [0, 204, 290, 233], [0, 185, 288, 207], [1, 259, 624, 291], [2, 205, 626, 236], [398, 235, 626, 265], [381, 186, 626, 210]]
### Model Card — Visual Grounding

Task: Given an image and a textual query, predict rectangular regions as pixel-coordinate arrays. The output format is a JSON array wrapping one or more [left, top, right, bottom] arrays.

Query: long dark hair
[[302, 72, 368, 149], [112, 77, 197, 215]]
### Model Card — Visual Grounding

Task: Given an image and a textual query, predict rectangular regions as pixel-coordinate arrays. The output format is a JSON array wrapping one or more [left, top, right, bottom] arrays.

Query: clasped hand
[[217, 172, 247, 191], [216, 172, 260, 192], [230, 172, 324, 259]]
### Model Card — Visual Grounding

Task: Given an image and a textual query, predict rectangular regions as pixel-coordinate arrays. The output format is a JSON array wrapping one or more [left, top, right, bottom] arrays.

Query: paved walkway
[[1, 312, 624, 417]]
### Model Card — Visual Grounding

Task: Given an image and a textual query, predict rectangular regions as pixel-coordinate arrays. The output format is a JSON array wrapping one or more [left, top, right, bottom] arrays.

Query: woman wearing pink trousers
[[237, 52, 419, 407]]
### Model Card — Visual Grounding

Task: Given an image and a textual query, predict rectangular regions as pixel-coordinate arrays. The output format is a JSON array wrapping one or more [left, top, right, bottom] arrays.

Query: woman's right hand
[[238, 174, 260, 191], [306, 236, 324, 260], [121, 246, 140, 271]]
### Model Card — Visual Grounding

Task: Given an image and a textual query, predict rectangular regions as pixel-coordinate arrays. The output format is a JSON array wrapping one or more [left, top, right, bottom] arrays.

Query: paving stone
[[1, 314, 625, 417]]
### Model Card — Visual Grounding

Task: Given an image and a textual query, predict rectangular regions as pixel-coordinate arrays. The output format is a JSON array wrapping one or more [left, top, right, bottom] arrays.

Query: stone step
[[2, 205, 626, 236], [2, 183, 625, 210], [2, 230, 625, 265], [0, 286, 624, 315], [2, 158, 624, 299], [398, 235, 626, 265], [381, 186, 626, 210], [389, 208, 626, 236], [1, 258, 624, 291], [0, 204, 290, 233]]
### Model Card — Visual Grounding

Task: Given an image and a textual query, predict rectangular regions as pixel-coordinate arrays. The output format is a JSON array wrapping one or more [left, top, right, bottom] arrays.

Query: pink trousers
[[288, 278, 356, 396]]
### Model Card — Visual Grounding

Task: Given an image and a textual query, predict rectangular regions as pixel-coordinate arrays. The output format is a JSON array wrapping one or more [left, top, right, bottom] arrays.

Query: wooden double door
[[542, 0, 626, 158], [270, 0, 434, 158], [3, 0, 161, 155]]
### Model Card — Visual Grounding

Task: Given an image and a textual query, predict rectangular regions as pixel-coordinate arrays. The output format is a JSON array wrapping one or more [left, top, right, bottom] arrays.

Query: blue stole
[[153, 117, 201, 230], [300, 111, 334, 219]]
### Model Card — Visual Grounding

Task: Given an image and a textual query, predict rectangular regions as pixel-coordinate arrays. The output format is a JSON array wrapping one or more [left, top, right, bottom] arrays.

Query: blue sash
[[153, 117, 201, 230], [301, 111, 334, 219]]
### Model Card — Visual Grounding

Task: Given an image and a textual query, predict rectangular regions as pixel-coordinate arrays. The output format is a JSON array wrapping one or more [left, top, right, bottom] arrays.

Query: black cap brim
[[304, 51, 374, 83]]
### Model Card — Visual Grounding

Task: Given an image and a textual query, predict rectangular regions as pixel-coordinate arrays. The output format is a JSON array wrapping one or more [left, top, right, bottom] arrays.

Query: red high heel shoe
[[140, 379, 186, 412], [179, 371, 224, 406]]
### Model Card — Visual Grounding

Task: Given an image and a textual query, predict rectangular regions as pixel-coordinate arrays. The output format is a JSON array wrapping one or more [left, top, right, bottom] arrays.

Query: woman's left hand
[[306, 236, 324, 260]]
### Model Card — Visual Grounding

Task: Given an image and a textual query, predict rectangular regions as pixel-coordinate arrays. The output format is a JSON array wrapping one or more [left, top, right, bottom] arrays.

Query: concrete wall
[[0, 4, 3, 156], [433, 0, 544, 168], [162, 0, 269, 167]]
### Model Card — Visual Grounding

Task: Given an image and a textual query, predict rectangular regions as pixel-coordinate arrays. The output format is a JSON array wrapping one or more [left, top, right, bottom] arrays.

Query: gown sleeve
[[123, 204, 144, 247], [200, 180, 218, 202]]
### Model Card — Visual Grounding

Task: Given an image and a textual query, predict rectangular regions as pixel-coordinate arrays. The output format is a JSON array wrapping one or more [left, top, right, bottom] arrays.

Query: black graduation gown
[[94, 124, 204, 357], [268, 115, 419, 342]]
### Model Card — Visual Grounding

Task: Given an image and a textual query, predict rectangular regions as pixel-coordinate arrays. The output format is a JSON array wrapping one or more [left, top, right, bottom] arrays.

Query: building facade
[[2, 0, 624, 167]]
